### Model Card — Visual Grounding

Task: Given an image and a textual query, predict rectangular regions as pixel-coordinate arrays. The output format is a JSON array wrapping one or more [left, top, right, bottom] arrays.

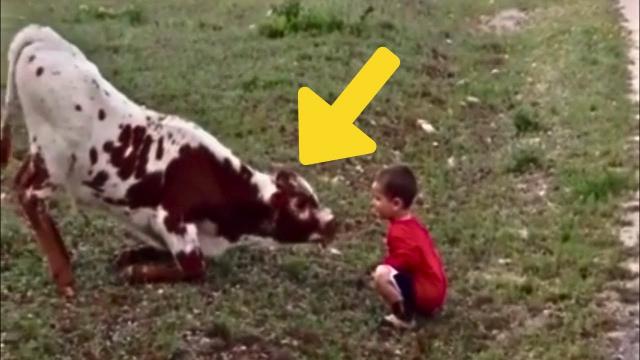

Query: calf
[[0, 25, 336, 297]]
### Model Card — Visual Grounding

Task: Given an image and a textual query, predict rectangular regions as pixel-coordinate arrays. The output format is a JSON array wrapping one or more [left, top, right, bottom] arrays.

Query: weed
[[569, 169, 631, 202], [258, 0, 350, 38], [507, 145, 545, 174], [513, 106, 541, 134], [71, 4, 144, 25]]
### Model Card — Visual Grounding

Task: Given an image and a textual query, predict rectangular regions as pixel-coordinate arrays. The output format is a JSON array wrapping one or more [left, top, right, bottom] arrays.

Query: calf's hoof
[[118, 265, 138, 284]]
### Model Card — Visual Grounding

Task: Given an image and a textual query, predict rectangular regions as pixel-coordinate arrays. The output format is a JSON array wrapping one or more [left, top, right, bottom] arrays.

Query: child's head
[[371, 164, 418, 220]]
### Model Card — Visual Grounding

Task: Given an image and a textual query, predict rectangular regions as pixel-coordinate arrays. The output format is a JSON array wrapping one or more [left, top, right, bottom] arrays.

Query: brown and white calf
[[0, 24, 336, 297]]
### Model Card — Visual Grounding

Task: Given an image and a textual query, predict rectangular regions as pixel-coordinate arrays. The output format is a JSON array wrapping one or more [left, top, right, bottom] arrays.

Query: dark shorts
[[392, 271, 415, 313]]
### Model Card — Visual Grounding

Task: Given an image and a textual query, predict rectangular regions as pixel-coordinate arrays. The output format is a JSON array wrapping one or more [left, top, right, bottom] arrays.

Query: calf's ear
[[274, 169, 296, 190]]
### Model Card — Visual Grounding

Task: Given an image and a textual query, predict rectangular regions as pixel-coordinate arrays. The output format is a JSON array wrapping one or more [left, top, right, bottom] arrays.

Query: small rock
[[417, 119, 437, 133], [447, 156, 456, 168], [626, 261, 639, 275], [328, 247, 342, 255], [330, 176, 344, 185], [466, 96, 481, 104], [525, 137, 541, 145], [518, 228, 529, 239]]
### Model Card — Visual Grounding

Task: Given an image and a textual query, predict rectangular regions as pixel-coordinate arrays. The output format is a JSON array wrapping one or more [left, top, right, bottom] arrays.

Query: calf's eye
[[294, 198, 307, 210]]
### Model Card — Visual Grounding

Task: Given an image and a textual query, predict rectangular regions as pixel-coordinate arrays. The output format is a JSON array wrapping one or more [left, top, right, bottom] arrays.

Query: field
[[1, 0, 638, 359]]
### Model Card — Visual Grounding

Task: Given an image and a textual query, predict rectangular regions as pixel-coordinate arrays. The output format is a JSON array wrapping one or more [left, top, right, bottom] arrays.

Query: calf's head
[[269, 169, 337, 245]]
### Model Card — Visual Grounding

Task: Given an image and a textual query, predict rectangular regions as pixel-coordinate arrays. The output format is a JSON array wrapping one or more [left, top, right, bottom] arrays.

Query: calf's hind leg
[[14, 153, 74, 297], [119, 213, 205, 284]]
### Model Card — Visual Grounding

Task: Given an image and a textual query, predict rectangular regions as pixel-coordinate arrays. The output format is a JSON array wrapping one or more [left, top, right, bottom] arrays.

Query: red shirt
[[383, 216, 447, 314]]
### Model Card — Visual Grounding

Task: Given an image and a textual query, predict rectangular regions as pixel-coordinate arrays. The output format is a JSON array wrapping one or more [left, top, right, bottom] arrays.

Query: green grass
[[258, 0, 347, 39], [513, 106, 542, 135], [506, 144, 546, 174], [71, 4, 145, 25], [1, 0, 638, 359]]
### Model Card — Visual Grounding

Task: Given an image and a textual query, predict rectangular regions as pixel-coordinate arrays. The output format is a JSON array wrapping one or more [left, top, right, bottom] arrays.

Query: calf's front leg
[[119, 217, 205, 284], [120, 250, 205, 284], [14, 154, 74, 297]]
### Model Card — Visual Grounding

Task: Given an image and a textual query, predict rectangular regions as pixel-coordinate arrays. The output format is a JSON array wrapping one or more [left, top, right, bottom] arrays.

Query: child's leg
[[372, 265, 403, 305], [372, 265, 415, 320]]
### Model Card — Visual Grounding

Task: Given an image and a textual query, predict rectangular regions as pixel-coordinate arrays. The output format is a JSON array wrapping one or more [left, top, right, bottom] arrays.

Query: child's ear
[[392, 197, 404, 209]]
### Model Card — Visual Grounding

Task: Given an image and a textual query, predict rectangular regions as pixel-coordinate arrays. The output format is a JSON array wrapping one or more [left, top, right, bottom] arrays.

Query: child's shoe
[[382, 313, 416, 329], [382, 301, 416, 329]]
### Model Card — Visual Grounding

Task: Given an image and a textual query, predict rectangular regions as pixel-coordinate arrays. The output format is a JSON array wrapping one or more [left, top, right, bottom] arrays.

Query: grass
[[258, 0, 345, 38], [513, 106, 541, 135], [0, 0, 638, 359], [567, 169, 632, 203], [506, 144, 545, 174], [71, 4, 145, 26]]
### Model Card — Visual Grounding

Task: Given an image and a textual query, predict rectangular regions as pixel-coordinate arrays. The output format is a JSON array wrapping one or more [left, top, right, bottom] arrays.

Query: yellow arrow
[[298, 47, 400, 165]]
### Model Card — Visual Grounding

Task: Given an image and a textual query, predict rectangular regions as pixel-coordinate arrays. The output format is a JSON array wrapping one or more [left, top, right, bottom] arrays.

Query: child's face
[[371, 181, 403, 220]]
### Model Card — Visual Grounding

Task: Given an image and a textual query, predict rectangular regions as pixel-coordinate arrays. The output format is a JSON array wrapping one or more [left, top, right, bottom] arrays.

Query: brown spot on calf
[[156, 137, 164, 160], [89, 147, 98, 165], [83, 171, 109, 192], [103, 124, 153, 180], [127, 145, 271, 241]]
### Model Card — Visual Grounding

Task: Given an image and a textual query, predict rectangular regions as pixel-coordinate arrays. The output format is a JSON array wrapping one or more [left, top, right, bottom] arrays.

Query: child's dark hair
[[375, 164, 418, 208]]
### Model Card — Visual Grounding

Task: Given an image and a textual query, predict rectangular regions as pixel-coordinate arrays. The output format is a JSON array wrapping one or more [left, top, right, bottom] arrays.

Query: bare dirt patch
[[478, 8, 529, 35]]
